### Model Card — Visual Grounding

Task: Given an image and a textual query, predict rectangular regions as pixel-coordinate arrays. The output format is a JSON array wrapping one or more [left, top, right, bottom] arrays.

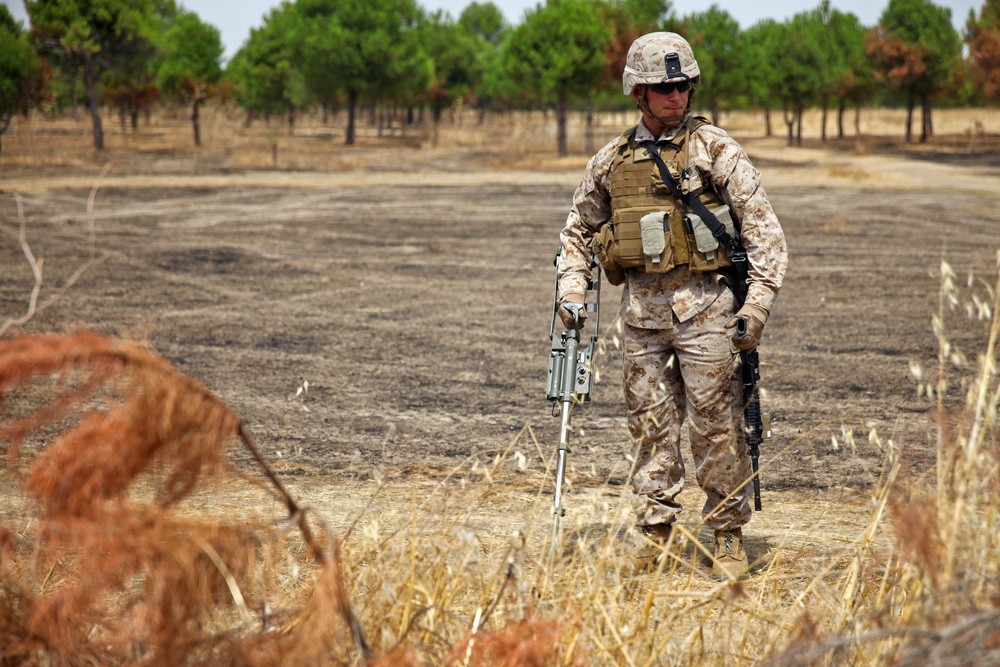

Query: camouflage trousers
[[623, 289, 752, 532]]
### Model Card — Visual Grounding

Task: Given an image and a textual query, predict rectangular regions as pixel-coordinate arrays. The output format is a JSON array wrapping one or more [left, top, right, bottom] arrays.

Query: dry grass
[[0, 108, 999, 665], [0, 252, 997, 665]]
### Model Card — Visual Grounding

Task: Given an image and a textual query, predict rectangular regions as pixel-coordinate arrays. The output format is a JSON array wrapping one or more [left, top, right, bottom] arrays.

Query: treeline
[[2, 0, 999, 155]]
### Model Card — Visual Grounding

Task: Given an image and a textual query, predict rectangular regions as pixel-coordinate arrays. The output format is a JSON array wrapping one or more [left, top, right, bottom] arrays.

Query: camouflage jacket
[[558, 118, 788, 329]]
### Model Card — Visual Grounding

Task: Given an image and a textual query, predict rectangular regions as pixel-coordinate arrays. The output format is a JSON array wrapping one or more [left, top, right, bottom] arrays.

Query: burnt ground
[[2, 131, 999, 507]]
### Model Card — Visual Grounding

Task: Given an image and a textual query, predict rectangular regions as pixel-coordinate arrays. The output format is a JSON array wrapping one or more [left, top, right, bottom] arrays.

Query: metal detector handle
[[563, 301, 585, 331]]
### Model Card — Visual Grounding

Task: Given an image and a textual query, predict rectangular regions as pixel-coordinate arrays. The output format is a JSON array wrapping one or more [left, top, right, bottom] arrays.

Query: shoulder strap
[[637, 137, 743, 256], [689, 116, 711, 132]]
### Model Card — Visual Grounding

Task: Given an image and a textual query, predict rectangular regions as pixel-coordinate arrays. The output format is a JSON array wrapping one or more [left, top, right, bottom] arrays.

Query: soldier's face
[[641, 84, 689, 121]]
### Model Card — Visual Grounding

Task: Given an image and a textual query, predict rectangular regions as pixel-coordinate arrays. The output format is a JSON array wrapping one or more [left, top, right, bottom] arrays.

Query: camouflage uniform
[[557, 119, 787, 532]]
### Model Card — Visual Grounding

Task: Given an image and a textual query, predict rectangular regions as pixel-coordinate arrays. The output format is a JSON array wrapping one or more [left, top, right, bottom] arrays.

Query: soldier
[[556, 32, 787, 577]]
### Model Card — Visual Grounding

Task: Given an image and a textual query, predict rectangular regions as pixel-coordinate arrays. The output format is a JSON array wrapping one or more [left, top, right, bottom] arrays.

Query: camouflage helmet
[[622, 32, 701, 96]]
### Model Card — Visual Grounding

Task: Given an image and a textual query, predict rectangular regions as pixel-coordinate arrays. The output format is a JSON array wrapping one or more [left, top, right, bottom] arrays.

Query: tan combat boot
[[712, 528, 749, 578], [628, 524, 673, 571]]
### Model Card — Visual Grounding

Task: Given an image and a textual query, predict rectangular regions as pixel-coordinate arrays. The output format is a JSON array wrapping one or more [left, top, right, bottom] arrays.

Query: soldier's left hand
[[558, 294, 587, 330], [725, 304, 769, 351]]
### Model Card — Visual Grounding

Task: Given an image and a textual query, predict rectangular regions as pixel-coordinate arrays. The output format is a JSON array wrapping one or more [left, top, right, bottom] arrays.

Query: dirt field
[[2, 108, 999, 569]]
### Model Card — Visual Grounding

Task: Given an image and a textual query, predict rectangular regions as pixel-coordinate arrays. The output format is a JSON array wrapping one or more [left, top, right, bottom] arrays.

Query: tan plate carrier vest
[[592, 118, 736, 286]]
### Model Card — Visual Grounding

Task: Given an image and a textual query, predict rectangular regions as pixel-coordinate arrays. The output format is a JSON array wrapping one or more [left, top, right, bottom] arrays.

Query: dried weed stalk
[[764, 255, 1000, 666], [0, 193, 109, 338], [0, 329, 368, 666]]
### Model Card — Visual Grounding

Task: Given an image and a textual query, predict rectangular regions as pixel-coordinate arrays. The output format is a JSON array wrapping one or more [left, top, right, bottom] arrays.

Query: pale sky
[[2, 0, 983, 62]]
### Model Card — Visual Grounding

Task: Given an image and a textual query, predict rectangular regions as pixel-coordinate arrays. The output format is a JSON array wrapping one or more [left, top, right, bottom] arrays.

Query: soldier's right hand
[[558, 294, 587, 330]]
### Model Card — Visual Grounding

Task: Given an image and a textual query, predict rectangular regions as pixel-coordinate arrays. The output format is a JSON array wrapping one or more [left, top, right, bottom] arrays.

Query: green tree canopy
[[0, 6, 47, 153], [684, 5, 744, 125], [866, 0, 961, 142], [226, 3, 309, 125], [102, 0, 179, 132], [417, 11, 483, 122], [27, 0, 156, 150], [741, 18, 782, 136], [801, 1, 872, 141], [771, 10, 828, 144], [157, 10, 224, 146], [458, 1, 508, 44], [496, 0, 611, 155], [458, 2, 507, 117], [823, 6, 873, 138], [293, 0, 432, 144]]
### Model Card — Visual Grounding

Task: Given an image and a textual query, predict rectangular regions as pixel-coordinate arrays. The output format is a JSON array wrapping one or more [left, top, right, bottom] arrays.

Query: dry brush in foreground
[[0, 257, 998, 666]]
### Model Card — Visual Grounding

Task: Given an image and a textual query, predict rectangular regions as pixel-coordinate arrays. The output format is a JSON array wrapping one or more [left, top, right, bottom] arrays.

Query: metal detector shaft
[[545, 251, 600, 567], [550, 313, 581, 553]]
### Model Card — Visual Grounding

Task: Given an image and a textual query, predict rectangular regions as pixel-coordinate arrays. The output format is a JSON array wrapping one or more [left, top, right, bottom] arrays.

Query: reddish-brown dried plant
[[0, 329, 366, 666]]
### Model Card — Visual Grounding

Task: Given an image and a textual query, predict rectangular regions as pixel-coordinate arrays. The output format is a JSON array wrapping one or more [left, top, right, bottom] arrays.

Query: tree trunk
[[346, 90, 357, 145], [585, 97, 594, 155], [905, 93, 914, 143], [83, 55, 104, 150], [430, 104, 441, 147], [130, 107, 140, 131], [555, 96, 569, 157], [854, 103, 861, 136], [820, 97, 828, 142], [764, 101, 772, 138], [783, 106, 794, 146], [192, 97, 202, 147], [837, 99, 846, 138], [796, 106, 804, 146], [287, 104, 295, 136], [920, 97, 932, 142], [0, 113, 11, 155]]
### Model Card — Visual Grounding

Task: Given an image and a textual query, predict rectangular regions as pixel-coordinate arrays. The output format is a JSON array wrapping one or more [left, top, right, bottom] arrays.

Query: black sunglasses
[[648, 80, 691, 95]]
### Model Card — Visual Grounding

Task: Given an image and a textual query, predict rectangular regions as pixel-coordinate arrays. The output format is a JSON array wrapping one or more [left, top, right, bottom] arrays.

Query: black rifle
[[723, 241, 767, 513], [736, 320, 766, 511], [724, 228, 768, 512]]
